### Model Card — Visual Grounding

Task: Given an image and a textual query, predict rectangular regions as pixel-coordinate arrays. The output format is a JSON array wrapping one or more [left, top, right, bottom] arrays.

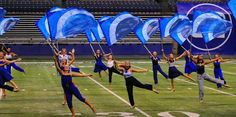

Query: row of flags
[[160, 11, 233, 46], [0, 0, 235, 50], [36, 6, 234, 48]]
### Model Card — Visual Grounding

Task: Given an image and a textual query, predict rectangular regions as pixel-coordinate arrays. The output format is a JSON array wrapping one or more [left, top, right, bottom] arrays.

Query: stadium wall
[[7, 43, 173, 57]]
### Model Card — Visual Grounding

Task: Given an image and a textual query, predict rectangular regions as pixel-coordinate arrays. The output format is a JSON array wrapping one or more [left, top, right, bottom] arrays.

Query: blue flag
[[159, 15, 188, 40], [47, 7, 96, 40], [0, 7, 6, 19], [228, 0, 236, 19], [86, 30, 96, 43], [135, 18, 159, 44], [170, 18, 192, 45], [90, 21, 104, 42], [101, 12, 141, 46], [98, 16, 111, 24], [0, 18, 19, 35], [36, 15, 50, 40], [193, 11, 232, 43]]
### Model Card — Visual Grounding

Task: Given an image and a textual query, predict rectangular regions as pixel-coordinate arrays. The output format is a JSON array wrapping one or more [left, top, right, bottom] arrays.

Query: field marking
[[18, 62, 84, 64], [19, 61, 236, 76], [206, 68, 236, 76], [19, 62, 150, 116], [132, 65, 236, 97], [18, 62, 236, 97], [129, 61, 236, 76], [84, 75, 151, 117]]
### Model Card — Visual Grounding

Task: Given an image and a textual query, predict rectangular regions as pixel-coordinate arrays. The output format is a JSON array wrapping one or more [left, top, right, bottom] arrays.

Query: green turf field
[[0, 59, 236, 117]]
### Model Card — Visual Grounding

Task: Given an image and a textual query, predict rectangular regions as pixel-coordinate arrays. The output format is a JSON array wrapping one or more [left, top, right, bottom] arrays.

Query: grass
[[0, 59, 236, 117]]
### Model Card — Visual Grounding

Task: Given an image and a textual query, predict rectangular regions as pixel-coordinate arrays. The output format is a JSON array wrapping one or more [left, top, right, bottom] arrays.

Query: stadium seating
[[177, 0, 227, 3], [2, 12, 171, 44], [0, 0, 54, 12], [64, 0, 162, 12], [0, 0, 174, 44]]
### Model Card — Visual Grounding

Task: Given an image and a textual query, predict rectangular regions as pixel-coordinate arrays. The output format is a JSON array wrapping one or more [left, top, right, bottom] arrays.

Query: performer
[[162, 49, 195, 92], [213, 54, 229, 88], [5, 47, 25, 74], [191, 54, 230, 102], [183, 50, 197, 77], [57, 48, 80, 73], [150, 51, 168, 85], [93, 49, 108, 78], [55, 48, 81, 105], [0, 51, 21, 94], [118, 61, 159, 108], [1, 47, 25, 97], [104, 53, 122, 85], [53, 53, 96, 116]]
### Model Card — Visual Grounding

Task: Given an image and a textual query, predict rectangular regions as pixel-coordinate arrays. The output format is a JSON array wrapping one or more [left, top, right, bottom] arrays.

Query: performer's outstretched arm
[[131, 68, 148, 73], [176, 51, 186, 60]]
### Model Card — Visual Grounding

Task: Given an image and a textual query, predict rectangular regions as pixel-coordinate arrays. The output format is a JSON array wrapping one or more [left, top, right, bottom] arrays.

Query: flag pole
[[56, 40, 59, 50], [189, 36, 193, 53], [98, 43, 105, 54], [51, 41, 59, 52], [89, 43, 96, 55], [160, 39, 164, 50], [181, 45, 188, 51], [109, 47, 113, 54], [46, 40, 55, 51], [45, 11, 60, 54], [46, 39, 60, 54], [2, 43, 7, 49], [143, 44, 154, 58], [205, 44, 212, 59]]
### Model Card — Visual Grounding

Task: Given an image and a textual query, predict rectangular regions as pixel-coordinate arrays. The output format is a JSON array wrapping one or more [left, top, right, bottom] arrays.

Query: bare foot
[[224, 84, 230, 88], [91, 106, 96, 113], [62, 101, 67, 105], [170, 88, 176, 92], [13, 88, 20, 92], [153, 89, 159, 94], [200, 99, 204, 103], [130, 105, 135, 109]]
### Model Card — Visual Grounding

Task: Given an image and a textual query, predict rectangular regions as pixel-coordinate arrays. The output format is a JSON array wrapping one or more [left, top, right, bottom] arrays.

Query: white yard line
[[19, 62, 236, 97], [206, 68, 236, 76], [132, 65, 236, 97], [19, 62, 151, 116], [18, 62, 84, 64], [177, 79, 236, 97], [128, 61, 236, 76]]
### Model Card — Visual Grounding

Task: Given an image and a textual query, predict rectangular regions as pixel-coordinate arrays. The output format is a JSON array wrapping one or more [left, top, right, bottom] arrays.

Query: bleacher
[[0, 0, 54, 12], [0, 0, 175, 44], [65, 0, 162, 12], [177, 0, 227, 3]]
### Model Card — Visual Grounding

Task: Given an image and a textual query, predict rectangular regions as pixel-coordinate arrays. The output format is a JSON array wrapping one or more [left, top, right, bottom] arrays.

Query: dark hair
[[197, 57, 204, 63]]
